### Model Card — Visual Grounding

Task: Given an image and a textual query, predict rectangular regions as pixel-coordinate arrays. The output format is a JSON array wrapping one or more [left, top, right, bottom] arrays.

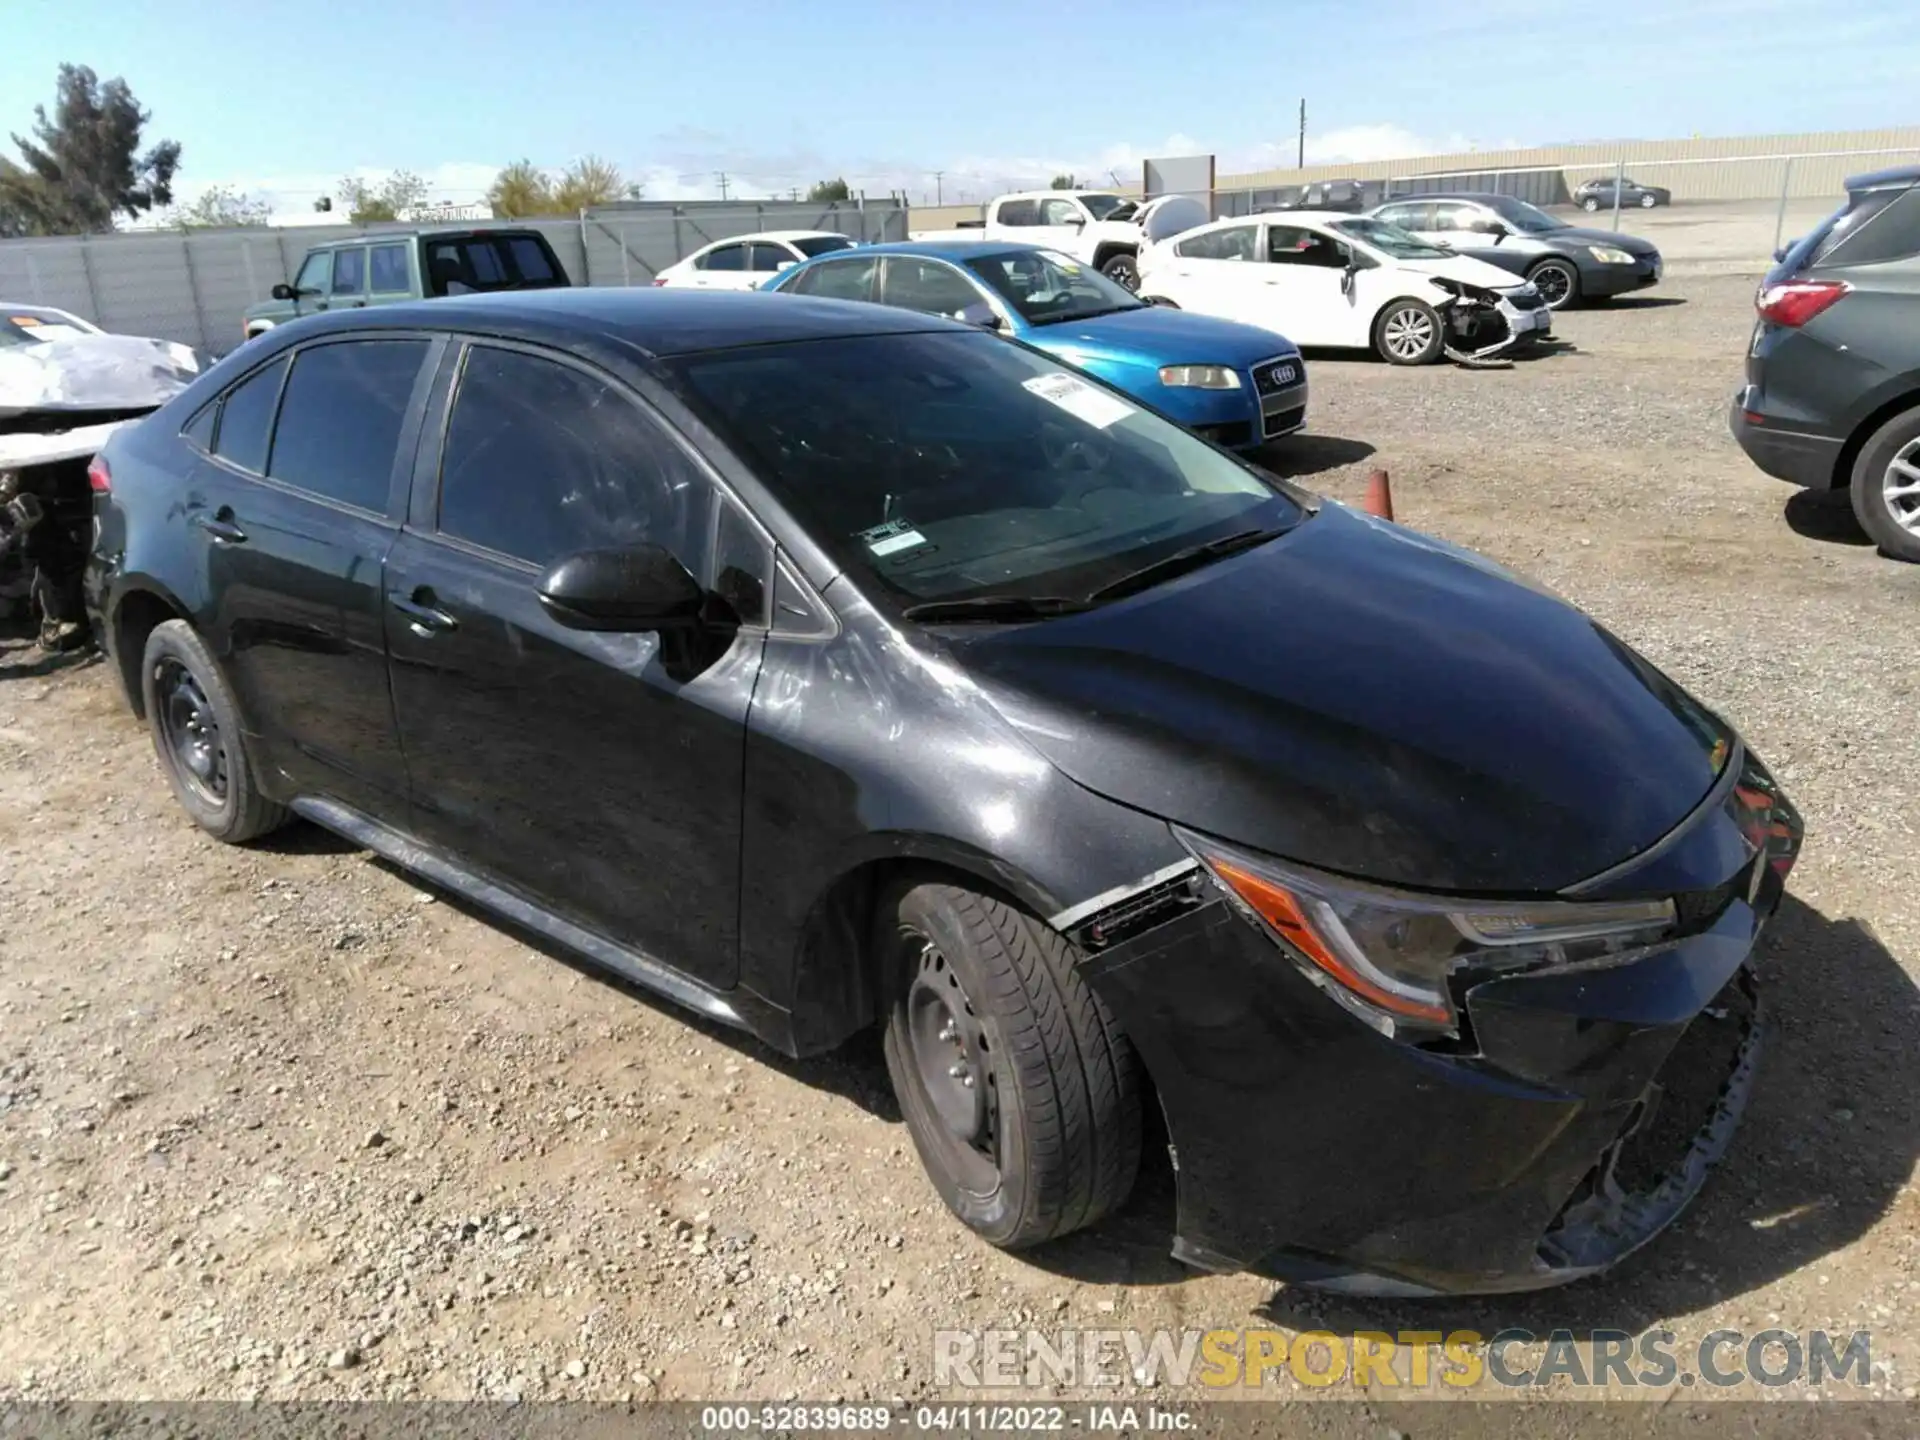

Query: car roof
[[1385, 192, 1512, 204], [1846, 163, 1920, 192], [309, 226, 547, 248], [820, 239, 1049, 263], [279, 286, 963, 359], [997, 189, 1121, 201], [697, 230, 849, 246]]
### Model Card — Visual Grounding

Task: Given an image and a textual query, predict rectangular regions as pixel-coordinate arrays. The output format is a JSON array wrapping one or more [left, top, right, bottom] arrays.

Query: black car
[[1732, 164, 1920, 562], [1573, 176, 1673, 212], [85, 289, 1802, 1297], [1368, 193, 1663, 309]]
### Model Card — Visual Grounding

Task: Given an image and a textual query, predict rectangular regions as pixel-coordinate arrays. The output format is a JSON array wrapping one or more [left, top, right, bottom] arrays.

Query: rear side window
[[1176, 225, 1257, 261], [1802, 186, 1920, 269], [437, 346, 707, 569], [748, 243, 792, 273], [212, 356, 288, 473], [266, 340, 430, 513], [787, 256, 877, 301], [996, 199, 1039, 227], [181, 402, 217, 452], [702, 244, 748, 272], [369, 243, 410, 294], [505, 237, 557, 283]]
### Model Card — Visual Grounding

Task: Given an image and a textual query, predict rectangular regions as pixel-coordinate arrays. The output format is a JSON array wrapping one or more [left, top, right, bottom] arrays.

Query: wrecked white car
[[0, 306, 206, 650]]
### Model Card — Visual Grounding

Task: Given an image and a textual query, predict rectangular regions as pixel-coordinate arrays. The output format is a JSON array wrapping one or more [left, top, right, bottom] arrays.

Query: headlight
[[1174, 827, 1675, 1040], [1158, 364, 1240, 390], [1588, 246, 1635, 264]]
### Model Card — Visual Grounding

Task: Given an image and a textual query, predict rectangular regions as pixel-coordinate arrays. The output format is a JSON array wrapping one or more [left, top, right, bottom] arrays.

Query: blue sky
[[3, 0, 1914, 217]]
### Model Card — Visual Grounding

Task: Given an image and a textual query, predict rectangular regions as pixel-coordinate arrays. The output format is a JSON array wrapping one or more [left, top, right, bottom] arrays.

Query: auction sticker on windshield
[[858, 518, 930, 558], [1023, 373, 1135, 429]]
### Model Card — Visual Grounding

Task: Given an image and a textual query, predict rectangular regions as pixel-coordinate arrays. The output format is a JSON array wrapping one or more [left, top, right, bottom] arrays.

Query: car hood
[[0, 332, 206, 419], [1395, 252, 1531, 290], [1030, 304, 1298, 365], [947, 503, 1730, 895], [1540, 226, 1660, 256]]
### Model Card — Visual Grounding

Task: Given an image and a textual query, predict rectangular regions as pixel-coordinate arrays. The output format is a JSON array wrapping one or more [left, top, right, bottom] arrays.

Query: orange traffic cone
[[1364, 469, 1395, 521]]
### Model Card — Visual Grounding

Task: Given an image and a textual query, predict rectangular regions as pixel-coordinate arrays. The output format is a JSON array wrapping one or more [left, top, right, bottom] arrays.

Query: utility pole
[[715, 172, 731, 201], [1297, 99, 1307, 169], [932, 171, 945, 205]]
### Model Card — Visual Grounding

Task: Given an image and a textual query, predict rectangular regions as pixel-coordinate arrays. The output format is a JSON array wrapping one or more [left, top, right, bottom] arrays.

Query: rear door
[[780, 253, 879, 302], [1156, 222, 1261, 314], [190, 335, 438, 817], [694, 242, 754, 290], [747, 242, 798, 285], [383, 340, 765, 987]]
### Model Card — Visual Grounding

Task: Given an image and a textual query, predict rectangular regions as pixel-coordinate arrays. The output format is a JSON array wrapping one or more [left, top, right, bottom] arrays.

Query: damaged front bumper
[[1436, 282, 1552, 365], [1075, 750, 1798, 1297]]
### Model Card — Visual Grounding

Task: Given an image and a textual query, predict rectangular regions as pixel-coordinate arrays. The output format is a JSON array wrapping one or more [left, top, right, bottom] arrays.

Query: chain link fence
[[0, 200, 909, 357]]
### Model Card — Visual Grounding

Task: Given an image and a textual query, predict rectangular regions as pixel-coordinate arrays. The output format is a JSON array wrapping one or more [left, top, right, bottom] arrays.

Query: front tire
[[879, 878, 1141, 1249], [1640, 193, 1658, 209], [1583, 197, 1601, 212], [1373, 299, 1444, 365], [1849, 407, 1920, 563], [141, 619, 289, 843], [1099, 252, 1140, 292], [1528, 257, 1581, 310]]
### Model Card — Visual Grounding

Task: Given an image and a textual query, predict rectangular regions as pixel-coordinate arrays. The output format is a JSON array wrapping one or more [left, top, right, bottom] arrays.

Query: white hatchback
[[653, 231, 857, 291], [1136, 212, 1551, 365]]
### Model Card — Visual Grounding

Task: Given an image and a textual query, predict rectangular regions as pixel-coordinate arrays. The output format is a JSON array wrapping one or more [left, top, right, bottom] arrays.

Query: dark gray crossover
[[86, 288, 1799, 1296], [1732, 163, 1920, 562], [1369, 192, 1663, 309]]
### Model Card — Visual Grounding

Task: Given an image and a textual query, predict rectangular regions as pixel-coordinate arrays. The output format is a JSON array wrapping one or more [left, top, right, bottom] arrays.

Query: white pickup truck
[[909, 190, 1209, 291]]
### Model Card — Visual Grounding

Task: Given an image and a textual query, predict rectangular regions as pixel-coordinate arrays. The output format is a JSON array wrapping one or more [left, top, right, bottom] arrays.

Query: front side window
[[966, 250, 1138, 326], [1175, 225, 1257, 261], [1375, 202, 1433, 231], [701, 244, 748, 272], [437, 346, 705, 569], [673, 332, 1303, 610], [784, 255, 877, 301], [293, 250, 331, 295], [882, 258, 989, 319], [266, 340, 430, 512], [1331, 218, 1453, 261], [1039, 198, 1083, 227], [1078, 194, 1129, 220], [1266, 226, 1347, 268], [1482, 197, 1567, 234], [212, 356, 288, 474], [712, 499, 772, 627], [369, 243, 411, 294], [331, 247, 366, 296]]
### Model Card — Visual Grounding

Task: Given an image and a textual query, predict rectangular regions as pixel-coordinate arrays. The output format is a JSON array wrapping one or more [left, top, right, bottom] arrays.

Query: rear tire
[[878, 877, 1141, 1249], [1848, 407, 1920, 563], [141, 619, 289, 844], [1373, 299, 1444, 365]]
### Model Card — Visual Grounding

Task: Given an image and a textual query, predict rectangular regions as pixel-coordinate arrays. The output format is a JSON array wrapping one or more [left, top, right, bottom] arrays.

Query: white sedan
[[1135, 212, 1552, 365], [652, 231, 857, 290]]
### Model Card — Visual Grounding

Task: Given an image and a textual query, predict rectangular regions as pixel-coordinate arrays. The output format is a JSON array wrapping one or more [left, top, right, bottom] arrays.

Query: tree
[[172, 185, 272, 229], [806, 177, 850, 203], [336, 170, 429, 224], [487, 159, 553, 218], [553, 155, 625, 212], [1049, 173, 1078, 190], [0, 64, 181, 236]]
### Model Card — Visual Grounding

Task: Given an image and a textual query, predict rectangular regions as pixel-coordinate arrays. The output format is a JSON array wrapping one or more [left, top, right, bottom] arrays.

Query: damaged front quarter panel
[[1431, 278, 1542, 367]]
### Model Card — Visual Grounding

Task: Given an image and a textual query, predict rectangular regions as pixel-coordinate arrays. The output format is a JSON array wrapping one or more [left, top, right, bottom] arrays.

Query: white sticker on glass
[[1021, 373, 1135, 430]]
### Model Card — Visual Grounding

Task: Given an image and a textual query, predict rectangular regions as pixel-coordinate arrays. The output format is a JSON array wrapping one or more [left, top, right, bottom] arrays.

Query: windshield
[[1482, 197, 1567, 234], [791, 235, 854, 258], [1078, 194, 1129, 220], [0, 307, 101, 346], [965, 250, 1142, 326], [672, 331, 1304, 610], [1330, 219, 1453, 261]]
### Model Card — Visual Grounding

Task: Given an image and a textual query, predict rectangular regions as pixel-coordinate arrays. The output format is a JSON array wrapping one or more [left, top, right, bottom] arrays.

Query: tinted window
[[438, 346, 705, 568], [181, 401, 217, 452], [267, 340, 429, 512], [505, 236, 557, 282], [331, 247, 366, 295], [712, 499, 771, 626], [703, 244, 748, 272], [883, 258, 986, 318], [787, 256, 877, 301], [1807, 187, 1920, 269], [1175, 225, 1256, 261], [996, 199, 1039, 227], [748, 243, 792, 273], [294, 251, 331, 294], [369, 243, 410, 294], [790, 235, 853, 258], [421, 237, 554, 295], [466, 242, 507, 285], [673, 332, 1301, 609], [212, 356, 288, 473]]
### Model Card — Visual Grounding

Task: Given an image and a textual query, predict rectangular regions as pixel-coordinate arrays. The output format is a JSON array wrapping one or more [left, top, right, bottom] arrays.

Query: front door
[[327, 245, 369, 312], [289, 249, 332, 317], [1254, 224, 1365, 346], [383, 340, 759, 988], [1031, 196, 1089, 255], [190, 336, 436, 816]]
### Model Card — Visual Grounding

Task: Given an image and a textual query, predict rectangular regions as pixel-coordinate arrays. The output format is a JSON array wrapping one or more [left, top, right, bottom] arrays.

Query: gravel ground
[[2, 269, 1918, 1412]]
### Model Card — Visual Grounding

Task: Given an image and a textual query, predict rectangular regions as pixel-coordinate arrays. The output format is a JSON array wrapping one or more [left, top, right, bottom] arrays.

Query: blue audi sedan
[[761, 240, 1307, 450]]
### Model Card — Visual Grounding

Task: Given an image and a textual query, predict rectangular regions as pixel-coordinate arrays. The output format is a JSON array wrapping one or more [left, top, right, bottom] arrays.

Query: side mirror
[[1064, 215, 1086, 229], [271, 282, 296, 301], [972, 311, 1004, 330], [1772, 244, 1791, 263], [537, 544, 704, 633]]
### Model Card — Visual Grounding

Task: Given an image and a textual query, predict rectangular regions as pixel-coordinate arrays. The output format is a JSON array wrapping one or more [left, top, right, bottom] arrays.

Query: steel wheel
[[155, 657, 228, 807], [1882, 439, 1920, 536], [1531, 260, 1578, 309], [1381, 305, 1437, 361], [904, 934, 1000, 1196]]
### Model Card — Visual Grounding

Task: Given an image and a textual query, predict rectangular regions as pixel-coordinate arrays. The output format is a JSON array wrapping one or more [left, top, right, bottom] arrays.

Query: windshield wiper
[[1086, 526, 1286, 604], [902, 594, 1093, 624]]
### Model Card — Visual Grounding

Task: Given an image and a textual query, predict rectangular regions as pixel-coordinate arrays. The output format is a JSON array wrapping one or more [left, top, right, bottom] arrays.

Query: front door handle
[[195, 508, 247, 544], [391, 590, 459, 636]]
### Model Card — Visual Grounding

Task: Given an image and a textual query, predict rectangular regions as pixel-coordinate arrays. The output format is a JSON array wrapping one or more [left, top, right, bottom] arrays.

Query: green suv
[[240, 227, 570, 344]]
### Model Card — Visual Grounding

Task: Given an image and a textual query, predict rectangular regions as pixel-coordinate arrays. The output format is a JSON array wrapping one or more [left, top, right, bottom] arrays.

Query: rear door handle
[[391, 591, 459, 636], [195, 510, 247, 544]]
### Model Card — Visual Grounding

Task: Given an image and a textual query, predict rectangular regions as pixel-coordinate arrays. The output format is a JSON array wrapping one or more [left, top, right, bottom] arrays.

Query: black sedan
[[1574, 176, 1674, 212], [85, 289, 1801, 1296]]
